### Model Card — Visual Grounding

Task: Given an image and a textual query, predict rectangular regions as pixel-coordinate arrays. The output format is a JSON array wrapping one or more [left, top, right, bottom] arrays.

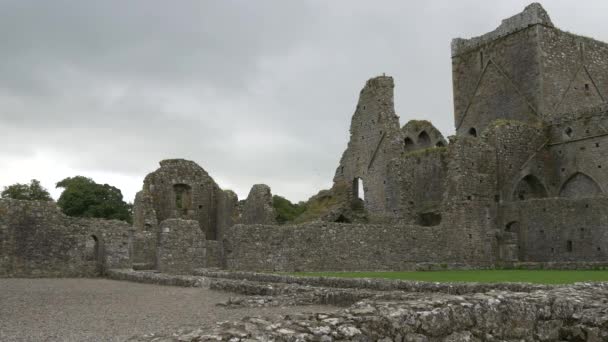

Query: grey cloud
[[1, 0, 607, 201]]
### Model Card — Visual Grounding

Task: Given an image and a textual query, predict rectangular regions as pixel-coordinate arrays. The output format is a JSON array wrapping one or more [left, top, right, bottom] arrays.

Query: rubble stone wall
[[223, 222, 462, 272], [0, 199, 130, 277], [157, 219, 206, 274]]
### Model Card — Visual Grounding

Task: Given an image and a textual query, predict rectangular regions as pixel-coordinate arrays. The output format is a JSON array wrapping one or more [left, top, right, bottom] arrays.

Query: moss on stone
[[402, 146, 448, 158]]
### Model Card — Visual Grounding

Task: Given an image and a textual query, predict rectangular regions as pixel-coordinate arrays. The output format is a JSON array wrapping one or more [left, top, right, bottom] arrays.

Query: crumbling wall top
[[451, 3, 553, 57]]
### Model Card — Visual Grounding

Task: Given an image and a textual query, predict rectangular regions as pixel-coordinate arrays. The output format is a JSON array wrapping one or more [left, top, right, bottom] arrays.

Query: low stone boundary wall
[[131, 283, 608, 341], [194, 269, 553, 294], [510, 261, 608, 270], [106, 269, 209, 287]]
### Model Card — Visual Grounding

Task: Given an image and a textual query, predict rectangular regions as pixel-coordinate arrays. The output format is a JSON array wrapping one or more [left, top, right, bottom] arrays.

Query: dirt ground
[[0, 278, 336, 342]]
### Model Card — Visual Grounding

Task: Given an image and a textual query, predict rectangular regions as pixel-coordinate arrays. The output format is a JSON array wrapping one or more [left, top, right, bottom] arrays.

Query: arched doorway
[[85, 235, 103, 275]]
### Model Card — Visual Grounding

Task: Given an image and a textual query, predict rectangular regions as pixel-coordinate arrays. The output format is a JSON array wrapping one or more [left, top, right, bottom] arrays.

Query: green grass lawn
[[290, 270, 608, 284]]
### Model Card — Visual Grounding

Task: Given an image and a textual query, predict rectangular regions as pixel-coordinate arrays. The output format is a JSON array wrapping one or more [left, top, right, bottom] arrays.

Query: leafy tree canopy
[[56, 176, 132, 223], [272, 195, 307, 224], [1, 179, 53, 201]]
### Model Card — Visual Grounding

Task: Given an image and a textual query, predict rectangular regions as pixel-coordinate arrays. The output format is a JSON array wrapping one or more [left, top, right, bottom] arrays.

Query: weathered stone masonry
[[223, 3, 608, 271], [1, 3, 607, 276], [0, 199, 130, 277]]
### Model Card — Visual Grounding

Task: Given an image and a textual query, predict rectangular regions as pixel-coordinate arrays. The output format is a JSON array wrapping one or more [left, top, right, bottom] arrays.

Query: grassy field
[[291, 270, 608, 284]]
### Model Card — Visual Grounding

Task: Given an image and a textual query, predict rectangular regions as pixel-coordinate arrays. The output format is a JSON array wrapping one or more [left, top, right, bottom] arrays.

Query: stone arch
[[417, 131, 431, 147], [85, 235, 103, 274], [505, 221, 520, 233], [559, 172, 603, 199], [85, 235, 99, 261], [513, 174, 548, 200]]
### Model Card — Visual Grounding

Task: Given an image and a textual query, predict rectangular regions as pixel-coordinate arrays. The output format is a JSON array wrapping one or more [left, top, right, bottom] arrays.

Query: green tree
[[1, 179, 53, 201], [272, 195, 307, 224], [56, 176, 132, 223]]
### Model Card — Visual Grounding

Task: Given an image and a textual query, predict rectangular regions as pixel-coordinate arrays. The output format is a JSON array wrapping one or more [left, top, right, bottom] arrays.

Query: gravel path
[[0, 278, 336, 342]]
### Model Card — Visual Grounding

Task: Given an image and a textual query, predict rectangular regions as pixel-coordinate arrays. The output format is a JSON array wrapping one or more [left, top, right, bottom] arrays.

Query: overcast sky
[[1, 0, 607, 203]]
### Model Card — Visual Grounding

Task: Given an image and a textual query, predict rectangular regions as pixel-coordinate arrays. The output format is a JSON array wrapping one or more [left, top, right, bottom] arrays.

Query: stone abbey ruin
[[4, 4, 608, 341], [2, 3, 608, 278]]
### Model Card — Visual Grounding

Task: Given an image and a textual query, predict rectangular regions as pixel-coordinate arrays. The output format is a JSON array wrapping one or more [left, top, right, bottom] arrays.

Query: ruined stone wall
[[440, 135, 500, 264], [0, 199, 130, 277], [205, 240, 222, 268], [222, 221, 500, 272], [486, 121, 548, 202], [332, 76, 402, 217], [130, 230, 157, 267], [387, 147, 448, 221], [452, 3, 608, 136], [539, 27, 608, 118], [132, 190, 158, 233], [215, 189, 238, 241], [134, 159, 222, 240], [501, 198, 608, 262], [133, 282, 608, 342], [545, 108, 608, 197], [452, 25, 543, 136], [239, 184, 276, 225], [156, 219, 205, 274], [400, 120, 447, 151]]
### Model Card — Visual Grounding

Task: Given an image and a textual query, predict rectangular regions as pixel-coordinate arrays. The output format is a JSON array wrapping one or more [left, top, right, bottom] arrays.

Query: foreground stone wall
[[0, 199, 130, 277], [130, 272, 608, 342]]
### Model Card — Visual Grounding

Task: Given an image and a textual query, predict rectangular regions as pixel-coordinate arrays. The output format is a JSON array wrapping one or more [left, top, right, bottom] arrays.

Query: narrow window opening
[[468, 127, 477, 137], [567, 240, 573, 252], [585, 83, 590, 91], [174, 184, 192, 215], [353, 177, 365, 202], [85, 235, 99, 261], [564, 127, 573, 138]]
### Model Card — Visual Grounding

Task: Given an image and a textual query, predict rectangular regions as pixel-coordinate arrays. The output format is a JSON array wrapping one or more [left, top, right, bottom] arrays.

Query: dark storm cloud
[[1, 0, 607, 201]]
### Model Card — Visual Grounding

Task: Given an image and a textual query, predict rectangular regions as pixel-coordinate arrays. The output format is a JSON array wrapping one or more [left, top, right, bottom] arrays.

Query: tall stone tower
[[451, 3, 608, 136]]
